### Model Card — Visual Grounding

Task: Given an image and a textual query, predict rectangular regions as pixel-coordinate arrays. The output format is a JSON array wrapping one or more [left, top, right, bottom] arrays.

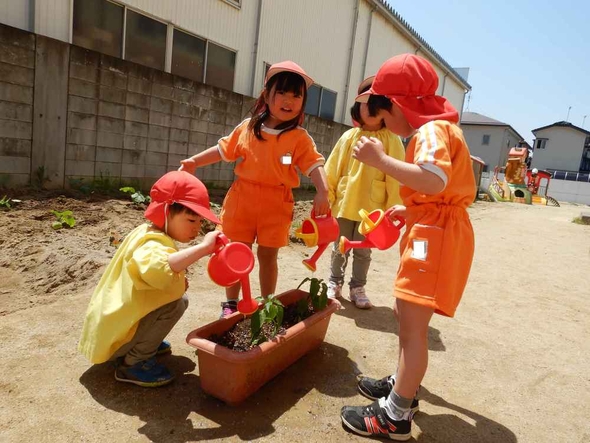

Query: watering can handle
[[294, 228, 316, 240], [213, 233, 229, 252], [384, 208, 406, 229], [359, 208, 376, 230]]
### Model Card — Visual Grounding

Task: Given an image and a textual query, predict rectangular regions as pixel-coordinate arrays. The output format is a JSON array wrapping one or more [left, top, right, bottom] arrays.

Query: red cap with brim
[[355, 54, 459, 129], [265, 60, 314, 89], [144, 171, 220, 229]]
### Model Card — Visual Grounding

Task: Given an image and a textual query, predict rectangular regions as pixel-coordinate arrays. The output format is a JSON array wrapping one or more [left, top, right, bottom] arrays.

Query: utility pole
[[583, 115, 587, 128], [566, 106, 572, 122]]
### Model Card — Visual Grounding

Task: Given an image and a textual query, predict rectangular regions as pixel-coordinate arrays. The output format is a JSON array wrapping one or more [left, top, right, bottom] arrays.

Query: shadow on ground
[[334, 299, 446, 352], [80, 341, 359, 442]]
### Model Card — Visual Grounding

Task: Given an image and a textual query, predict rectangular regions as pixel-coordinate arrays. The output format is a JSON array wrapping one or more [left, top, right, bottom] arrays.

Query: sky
[[384, 0, 590, 143]]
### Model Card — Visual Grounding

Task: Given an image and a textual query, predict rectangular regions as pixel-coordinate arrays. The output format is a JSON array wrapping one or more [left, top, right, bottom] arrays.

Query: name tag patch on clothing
[[281, 153, 292, 165], [412, 239, 428, 261]]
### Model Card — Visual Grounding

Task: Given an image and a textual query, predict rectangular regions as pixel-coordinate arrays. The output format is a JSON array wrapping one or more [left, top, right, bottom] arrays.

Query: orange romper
[[395, 120, 476, 317], [217, 119, 324, 248]]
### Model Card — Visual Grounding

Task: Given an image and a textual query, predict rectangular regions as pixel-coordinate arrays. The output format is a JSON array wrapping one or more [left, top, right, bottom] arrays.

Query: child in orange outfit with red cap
[[79, 171, 222, 387], [179, 61, 330, 316], [340, 54, 475, 441]]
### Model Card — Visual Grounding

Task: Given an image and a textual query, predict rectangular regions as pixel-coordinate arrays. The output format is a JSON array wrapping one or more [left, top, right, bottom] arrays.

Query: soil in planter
[[210, 302, 315, 352]]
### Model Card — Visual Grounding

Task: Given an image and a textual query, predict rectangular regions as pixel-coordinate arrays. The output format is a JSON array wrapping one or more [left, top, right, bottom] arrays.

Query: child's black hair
[[350, 86, 392, 129], [248, 71, 308, 140], [169, 202, 198, 218]]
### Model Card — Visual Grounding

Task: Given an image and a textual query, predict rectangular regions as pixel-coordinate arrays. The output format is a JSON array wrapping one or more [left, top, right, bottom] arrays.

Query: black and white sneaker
[[357, 375, 420, 413], [341, 399, 412, 441]]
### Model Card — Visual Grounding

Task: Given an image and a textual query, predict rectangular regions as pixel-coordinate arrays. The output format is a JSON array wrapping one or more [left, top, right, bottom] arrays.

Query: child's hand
[[313, 191, 330, 216], [353, 136, 386, 168], [178, 157, 197, 174], [387, 205, 407, 219], [201, 230, 222, 254]]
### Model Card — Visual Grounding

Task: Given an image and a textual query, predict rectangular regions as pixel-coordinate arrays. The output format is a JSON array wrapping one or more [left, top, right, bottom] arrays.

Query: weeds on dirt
[[119, 187, 151, 205], [0, 195, 16, 209], [51, 210, 76, 230], [572, 216, 590, 225]]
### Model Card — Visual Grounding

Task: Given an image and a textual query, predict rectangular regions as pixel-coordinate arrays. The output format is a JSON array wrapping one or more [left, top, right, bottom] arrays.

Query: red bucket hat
[[144, 171, 220, 229], [356, 54, 458, 129], [265, 60, 314, 89]]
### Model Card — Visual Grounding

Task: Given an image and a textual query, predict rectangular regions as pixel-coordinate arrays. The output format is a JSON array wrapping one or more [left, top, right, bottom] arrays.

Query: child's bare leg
[[394, 299, 434, 398], [257, 245, 279, 297]]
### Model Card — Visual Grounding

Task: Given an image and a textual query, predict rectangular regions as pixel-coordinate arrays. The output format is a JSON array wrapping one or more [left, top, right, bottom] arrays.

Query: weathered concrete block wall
[[0, 25, 35, 187], [0, 23, 350, 191]]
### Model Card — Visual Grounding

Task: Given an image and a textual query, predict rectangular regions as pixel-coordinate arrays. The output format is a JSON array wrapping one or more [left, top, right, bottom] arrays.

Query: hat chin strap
[[163, 202, 169, 235]]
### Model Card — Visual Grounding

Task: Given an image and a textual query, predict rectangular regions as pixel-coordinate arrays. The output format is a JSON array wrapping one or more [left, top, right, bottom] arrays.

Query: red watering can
[[339, 208, 405, 254], [207, 233, 258, 315], [295, 209, 339, 272]]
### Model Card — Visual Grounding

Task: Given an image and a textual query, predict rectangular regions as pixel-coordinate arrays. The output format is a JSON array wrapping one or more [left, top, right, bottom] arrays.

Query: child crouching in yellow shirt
[[79, 171, 222, 387]]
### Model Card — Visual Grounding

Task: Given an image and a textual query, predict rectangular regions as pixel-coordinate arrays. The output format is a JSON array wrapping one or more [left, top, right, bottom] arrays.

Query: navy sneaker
[[357, 375, 420, 413], [220, 300, 238, 317], [114, 357, 174, 387], [156, 340, 171, 355], [341, 399, 412, 441]]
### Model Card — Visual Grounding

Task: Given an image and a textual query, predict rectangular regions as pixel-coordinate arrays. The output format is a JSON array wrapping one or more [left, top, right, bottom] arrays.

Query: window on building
[[482, 134, 490, 145], [205, 42, 236, 91], [305, 84, 321, 116], [73, 0, 124, 58], [221, 0, 241, 8], [534, 138, 548, 150], [172, 29, 206, 83], [319, 88, 337, 120], [125, 10, 167, 70]]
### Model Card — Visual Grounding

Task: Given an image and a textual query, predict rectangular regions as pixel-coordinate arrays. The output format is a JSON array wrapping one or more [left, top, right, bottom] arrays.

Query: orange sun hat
[[265, 60, 314, 89], [356, 54, 458, 129]]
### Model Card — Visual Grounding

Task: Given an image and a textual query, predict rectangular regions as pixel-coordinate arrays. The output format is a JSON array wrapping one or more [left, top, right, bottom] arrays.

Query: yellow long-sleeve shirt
[[78, 224, 186, 364], [325, 127, 404, 221]]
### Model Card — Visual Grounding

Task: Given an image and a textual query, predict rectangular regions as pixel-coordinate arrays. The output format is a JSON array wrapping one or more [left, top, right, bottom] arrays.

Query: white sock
[[380, 390, 412, 421]]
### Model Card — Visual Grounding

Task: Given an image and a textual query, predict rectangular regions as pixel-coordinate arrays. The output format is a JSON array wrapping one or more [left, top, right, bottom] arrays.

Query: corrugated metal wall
[[2, 0, 469, 126]]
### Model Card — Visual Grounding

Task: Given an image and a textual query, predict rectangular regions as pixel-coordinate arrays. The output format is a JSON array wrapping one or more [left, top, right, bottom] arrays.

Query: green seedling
[[297, 276, 328, 314], [51, 210, 76, 230], [0, 196, 22, 209], [120, 187, 151, 205], [250, 294, 284, 345]]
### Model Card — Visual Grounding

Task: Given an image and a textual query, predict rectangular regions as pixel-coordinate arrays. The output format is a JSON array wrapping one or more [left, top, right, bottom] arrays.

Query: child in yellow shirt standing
[[324, 77, 403, 308], [340, 54, 475, 440], [79, 171, 222, 387], [179, 61, 330, 316]]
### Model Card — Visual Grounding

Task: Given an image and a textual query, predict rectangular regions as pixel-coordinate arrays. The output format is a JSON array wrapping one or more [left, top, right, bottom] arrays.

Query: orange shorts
[[219, 179, 294, 248], [394, 204, 474, 317]]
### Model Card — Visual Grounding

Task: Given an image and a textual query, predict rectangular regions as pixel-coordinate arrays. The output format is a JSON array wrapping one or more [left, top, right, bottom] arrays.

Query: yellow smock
[[78, 224, 185, 364]]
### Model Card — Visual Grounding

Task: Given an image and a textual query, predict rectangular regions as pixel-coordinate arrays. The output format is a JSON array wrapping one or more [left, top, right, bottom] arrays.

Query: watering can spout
[[302, 243, 329, 272], [339, 237, 374, 254]]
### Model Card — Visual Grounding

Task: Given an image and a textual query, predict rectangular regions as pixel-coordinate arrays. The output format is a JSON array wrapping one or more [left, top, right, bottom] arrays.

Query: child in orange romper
[[179, 61, 330, 316], [340, 54, 475, 441]]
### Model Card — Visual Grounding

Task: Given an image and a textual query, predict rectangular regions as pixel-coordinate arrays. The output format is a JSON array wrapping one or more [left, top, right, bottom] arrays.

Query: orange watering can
[[295, 209, 339, 272], [339, 208, 405, 254], [207, 233, 258, 315]]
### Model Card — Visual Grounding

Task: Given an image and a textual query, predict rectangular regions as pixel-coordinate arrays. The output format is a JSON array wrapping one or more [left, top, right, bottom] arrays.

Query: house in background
[[531, 121, 590, 173], [460, 112, 527, 171]]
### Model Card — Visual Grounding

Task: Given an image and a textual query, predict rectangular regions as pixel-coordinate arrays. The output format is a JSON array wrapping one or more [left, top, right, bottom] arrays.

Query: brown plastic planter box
[[186, 289, 339, 405]]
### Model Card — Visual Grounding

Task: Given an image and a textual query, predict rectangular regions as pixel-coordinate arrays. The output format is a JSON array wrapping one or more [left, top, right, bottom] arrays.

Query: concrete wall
[[0, 23, 348, 190], [531, 126, 586, 172], [0, 25, 35, 186]]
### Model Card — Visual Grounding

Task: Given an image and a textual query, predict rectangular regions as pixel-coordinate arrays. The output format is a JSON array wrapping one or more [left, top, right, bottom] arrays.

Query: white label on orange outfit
[[411, 239, 428, 261], [281, 153, 293, 165]]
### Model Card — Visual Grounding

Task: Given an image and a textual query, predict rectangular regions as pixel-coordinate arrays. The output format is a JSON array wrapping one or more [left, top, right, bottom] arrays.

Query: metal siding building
[[0, 0, 470, 126]]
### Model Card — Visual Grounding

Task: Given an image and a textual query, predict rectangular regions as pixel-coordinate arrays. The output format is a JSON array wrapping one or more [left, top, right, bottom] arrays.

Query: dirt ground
[[1, 189, 589, 443]]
